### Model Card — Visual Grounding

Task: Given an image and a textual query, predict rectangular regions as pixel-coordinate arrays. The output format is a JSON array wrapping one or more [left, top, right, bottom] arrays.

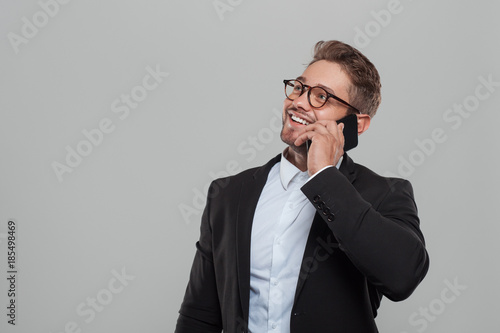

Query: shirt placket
[[267, 181, 306, 332]]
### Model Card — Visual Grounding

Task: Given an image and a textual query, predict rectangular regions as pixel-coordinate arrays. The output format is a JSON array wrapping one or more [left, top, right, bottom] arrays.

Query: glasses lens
[[285, 80, 302, 99], [309, 87, 329, 108]]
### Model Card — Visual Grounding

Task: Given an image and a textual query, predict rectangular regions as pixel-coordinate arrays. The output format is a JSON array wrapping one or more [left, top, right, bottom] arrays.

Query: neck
[[284, 146, 308, 172]]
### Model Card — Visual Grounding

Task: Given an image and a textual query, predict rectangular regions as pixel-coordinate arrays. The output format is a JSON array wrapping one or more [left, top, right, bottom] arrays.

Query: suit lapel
[[339, 153, 357, 182], [294, 213, 329, 303], [236, 154, 281, 321]]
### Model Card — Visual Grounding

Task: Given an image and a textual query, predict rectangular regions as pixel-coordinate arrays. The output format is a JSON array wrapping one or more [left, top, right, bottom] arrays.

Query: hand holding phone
[[306, 114, 358, 152]]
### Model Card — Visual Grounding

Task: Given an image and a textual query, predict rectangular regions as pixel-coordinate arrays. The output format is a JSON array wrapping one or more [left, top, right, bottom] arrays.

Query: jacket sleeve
[[301, 167, 429, 301], [175, 182, 223, 333]]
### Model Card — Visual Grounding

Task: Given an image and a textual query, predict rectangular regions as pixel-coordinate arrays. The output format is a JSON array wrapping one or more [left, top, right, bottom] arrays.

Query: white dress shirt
[[248, 153, 317, 333]]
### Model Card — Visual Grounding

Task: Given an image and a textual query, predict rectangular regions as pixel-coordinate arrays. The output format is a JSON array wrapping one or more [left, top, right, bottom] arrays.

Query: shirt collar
[[279, 151, 309, 190], [279, 149, 344, 190]]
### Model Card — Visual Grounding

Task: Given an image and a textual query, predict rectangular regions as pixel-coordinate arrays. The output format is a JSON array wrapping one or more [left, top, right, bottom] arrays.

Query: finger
[[323, 122, 345, 151], [294, 131, 314, 147], [310, 120, 342, 136], [303, 122, 331, 135], [338, 123, 345, 148]]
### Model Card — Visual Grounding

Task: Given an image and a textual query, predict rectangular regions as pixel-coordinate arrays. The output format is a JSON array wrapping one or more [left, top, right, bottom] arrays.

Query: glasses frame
[[283, 79, 360, 113]]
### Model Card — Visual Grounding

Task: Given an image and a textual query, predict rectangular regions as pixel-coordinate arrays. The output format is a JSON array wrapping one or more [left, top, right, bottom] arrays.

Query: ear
[[356, 114, 371, 135]]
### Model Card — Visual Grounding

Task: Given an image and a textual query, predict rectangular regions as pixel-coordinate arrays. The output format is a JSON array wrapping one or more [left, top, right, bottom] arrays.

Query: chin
[[280, 128, 293, 146], [280, 131, 307, 154], [289, 143, 307, 155]]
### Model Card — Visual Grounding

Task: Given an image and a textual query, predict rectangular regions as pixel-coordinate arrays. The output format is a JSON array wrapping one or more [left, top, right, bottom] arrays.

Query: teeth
[[291, 115, 309, 125]]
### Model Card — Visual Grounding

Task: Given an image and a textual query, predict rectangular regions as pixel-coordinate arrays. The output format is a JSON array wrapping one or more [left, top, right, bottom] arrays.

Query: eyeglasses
[[283, 79, 360, 113]]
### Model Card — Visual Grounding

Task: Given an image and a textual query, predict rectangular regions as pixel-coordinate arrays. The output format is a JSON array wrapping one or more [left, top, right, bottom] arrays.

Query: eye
[[317, 93, 327, 101], [312, 88, 328, 101]]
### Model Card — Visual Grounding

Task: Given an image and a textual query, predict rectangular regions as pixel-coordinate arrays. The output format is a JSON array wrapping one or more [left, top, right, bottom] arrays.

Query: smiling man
[[175, 40, 429, 333]]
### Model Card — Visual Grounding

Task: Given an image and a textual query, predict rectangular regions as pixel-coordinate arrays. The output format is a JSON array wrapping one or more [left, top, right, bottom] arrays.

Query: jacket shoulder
[[351, 161, 412, 193]]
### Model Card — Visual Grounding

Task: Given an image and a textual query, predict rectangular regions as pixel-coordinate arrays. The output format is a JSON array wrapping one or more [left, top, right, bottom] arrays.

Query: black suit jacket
[[175, 154, 429, 332]]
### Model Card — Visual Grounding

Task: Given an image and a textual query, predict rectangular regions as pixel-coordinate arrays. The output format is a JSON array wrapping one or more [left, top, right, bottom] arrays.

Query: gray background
[[1, 0, 499, 332]]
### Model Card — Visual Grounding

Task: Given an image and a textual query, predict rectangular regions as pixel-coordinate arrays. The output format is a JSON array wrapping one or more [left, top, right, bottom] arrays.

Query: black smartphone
[[337, 113, 358, 151], [306, 114, 358, 152]]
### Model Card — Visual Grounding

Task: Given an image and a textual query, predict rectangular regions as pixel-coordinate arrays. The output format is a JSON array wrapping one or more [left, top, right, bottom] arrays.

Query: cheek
[[282, 100, 292, 117], [315, 107, 346, 122], [283, 98, 293, 109]]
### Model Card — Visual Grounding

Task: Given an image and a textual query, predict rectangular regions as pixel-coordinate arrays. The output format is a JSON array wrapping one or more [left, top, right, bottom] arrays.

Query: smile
[[290, 114, 310, 125]]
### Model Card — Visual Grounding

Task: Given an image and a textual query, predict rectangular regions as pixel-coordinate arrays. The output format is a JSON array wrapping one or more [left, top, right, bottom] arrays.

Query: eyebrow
[[296, 76, 337, 95]]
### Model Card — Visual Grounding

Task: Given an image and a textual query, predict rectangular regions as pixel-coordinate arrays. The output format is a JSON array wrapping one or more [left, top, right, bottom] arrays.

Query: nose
[[292, 89, 312, 111]]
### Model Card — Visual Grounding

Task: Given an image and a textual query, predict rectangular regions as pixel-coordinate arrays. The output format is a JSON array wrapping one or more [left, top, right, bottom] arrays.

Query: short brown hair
[[309, 40, 381, 117]]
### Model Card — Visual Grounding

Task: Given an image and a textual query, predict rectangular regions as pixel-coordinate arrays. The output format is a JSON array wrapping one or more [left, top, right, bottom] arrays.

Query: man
[[175, 40, 429, 332]]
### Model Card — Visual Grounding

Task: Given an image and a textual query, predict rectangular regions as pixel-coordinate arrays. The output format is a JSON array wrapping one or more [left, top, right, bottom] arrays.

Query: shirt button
[[273, 280, 279, 286], [272, 323, 277, 329]]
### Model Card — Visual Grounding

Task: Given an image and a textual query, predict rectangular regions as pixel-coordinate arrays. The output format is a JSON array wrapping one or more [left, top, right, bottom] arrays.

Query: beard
[[280, 123, 308, 155]]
